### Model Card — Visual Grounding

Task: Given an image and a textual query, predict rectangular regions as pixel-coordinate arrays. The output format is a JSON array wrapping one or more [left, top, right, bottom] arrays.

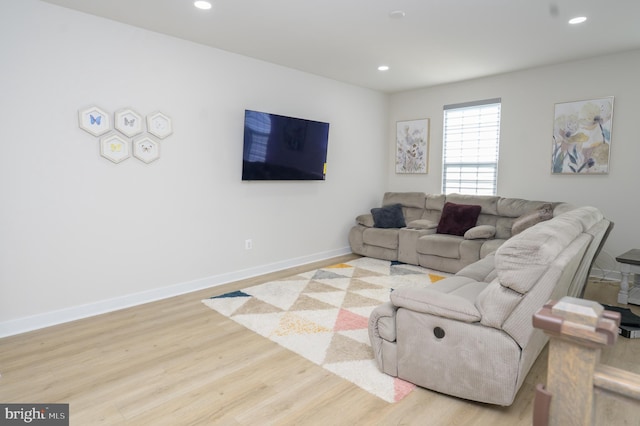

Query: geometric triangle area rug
[[202, 257, 449, 403]]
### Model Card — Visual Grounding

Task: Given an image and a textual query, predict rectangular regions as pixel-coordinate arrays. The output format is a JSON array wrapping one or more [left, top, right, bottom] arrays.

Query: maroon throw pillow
[[436, 202, 482, 236]]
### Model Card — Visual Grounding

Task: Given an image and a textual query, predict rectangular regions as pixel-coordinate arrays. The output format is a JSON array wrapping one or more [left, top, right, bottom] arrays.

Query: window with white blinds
[[442, 99, 501, 195]]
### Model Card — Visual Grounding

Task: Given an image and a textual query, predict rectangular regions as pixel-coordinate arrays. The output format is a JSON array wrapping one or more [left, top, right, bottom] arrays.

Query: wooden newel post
[[532, 296, 621, 426]]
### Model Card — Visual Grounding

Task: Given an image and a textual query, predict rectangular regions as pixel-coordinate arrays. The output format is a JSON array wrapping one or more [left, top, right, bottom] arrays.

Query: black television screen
[[242, 110, 330, 181]]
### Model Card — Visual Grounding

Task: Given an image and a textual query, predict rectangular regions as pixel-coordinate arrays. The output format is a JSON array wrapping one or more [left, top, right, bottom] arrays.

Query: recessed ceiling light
[[389, 10, 406, 19], [194, 1, 212, 10], [568, 16, 587, 24], [378, 65, 390, 72]]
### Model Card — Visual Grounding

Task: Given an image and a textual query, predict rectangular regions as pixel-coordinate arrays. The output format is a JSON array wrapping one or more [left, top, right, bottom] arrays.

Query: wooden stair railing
[[532, 296, 640, 426]]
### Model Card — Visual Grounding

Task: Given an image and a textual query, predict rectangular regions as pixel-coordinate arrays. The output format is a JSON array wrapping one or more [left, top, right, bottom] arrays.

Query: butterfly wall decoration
[[114, 108, 144, 137], [133, 136, 160, 164], [78, 105, 110, 137], [79, 105, 171, 164]]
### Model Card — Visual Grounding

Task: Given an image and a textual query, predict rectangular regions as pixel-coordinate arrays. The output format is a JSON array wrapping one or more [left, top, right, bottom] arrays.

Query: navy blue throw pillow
[[371, 204, 406, 229]]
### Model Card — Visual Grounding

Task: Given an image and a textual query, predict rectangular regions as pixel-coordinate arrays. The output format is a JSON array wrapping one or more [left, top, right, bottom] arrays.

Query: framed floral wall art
[[552, 97, 613, 174], [396, 118, 429, 174]]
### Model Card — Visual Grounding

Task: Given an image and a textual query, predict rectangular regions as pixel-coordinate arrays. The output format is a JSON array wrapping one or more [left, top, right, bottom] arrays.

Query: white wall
[[0, 0, 388, 335], [387, 49, 640, 272]]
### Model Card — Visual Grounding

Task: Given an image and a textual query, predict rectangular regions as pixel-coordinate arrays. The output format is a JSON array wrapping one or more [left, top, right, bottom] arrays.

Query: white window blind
[[442, 99, 501, 195]]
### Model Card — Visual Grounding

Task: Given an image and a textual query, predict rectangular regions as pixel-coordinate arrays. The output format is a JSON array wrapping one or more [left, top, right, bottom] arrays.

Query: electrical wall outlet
[[245, 239, 253, 250]]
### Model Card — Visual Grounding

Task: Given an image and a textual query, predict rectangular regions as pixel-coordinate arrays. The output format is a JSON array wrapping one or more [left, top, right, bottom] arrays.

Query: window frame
[[441, 98, 501, 196]]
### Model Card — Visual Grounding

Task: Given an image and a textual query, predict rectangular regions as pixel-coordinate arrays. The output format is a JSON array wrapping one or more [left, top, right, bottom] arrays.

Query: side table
[[616, 249, 640, 305]]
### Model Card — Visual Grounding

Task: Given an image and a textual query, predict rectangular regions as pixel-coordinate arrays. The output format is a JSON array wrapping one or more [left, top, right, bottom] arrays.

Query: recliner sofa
[[349, 192, 571, 273], [367, 205, 612, 405]]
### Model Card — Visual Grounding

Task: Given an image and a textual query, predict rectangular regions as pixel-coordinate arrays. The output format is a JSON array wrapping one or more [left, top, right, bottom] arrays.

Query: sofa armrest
[[369, 301, 398, 342], [369, 301, 401, 376], [406, 219, 438, 230], [390, 287, 481, 323], [464, 225, 496, 240], [356, 213, 375, 227]]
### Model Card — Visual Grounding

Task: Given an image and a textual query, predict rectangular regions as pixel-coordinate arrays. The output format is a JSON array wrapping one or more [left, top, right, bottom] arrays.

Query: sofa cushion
[[480, 239, 505, 258], [426, 276, 489, 302], [464, 225, 496, 240], [511, 203, 553, 235], [457, 253, 496, 282], [371, 203, 406, 228], [417, 234, 464, 258], [437, 202, 482, 236]]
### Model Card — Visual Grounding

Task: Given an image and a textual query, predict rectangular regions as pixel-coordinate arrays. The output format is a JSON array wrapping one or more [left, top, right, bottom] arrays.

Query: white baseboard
[[0, 247, 352, 338]]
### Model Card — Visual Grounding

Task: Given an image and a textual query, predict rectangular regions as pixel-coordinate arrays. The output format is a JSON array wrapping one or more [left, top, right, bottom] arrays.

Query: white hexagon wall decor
[[114, 108, 144, 137], [133, 136, 160, 164], [146, 111, 173, 139], [78, 105, 111, 137], [100, 133, 130, 163]]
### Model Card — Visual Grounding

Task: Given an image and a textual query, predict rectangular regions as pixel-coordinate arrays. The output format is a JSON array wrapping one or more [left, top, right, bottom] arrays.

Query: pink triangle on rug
[[334, 308, 369, 331], [394, 378, 416, 402]]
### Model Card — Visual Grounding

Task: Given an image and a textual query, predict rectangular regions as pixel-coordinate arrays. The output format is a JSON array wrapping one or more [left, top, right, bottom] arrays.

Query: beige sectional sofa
[[360, 193, 612, 406], [349, 192, 569, 273]]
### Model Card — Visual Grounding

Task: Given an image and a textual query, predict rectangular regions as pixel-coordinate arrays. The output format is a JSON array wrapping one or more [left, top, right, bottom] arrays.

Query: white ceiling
[[41, 0, 640, 93]]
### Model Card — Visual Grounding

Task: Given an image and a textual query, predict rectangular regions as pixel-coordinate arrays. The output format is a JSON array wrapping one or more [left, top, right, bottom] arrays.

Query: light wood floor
[[1, 254, 639, 425]]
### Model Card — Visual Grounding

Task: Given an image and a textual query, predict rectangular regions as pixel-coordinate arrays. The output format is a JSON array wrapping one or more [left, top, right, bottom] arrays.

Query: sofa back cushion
[[501, 234, 590, 346], [493, 212, 583, 294], [494, 198, 561, 239], [421, 194, 446, 222], [557, 207, 607, 297], [436, 202, 482, 236], [382, 192, 425, 208], [446, 194, 500, 214], [475, 207, 604, 343], [382, 192, 426, 223], [511, 203, 553, 235], [495, 198, 552, 217], [476, 231, 590, 336], [494, 207, 603, 292]]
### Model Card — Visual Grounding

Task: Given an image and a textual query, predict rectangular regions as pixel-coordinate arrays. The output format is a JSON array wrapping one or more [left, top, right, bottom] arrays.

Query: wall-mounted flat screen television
[[242, 109, 330, 181]]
